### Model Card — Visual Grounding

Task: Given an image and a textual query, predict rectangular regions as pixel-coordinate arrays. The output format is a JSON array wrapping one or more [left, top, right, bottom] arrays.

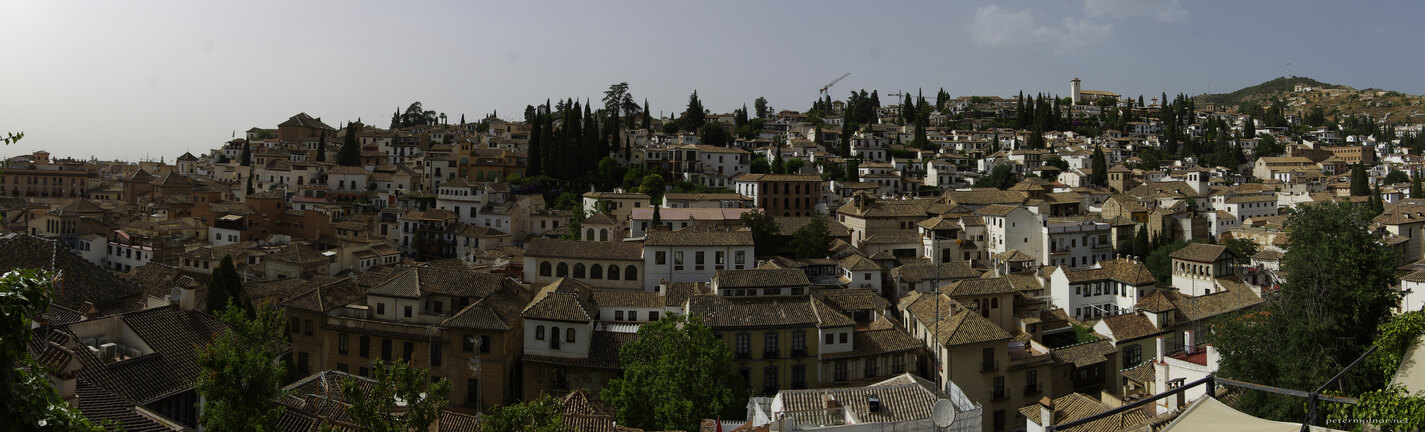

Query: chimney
[[79, 301, 98, 320], [1154, 336, 1165, 362], [1038, 397, 1054, 427], [171, 285, 198, 311], [657, 278, 668, 295]]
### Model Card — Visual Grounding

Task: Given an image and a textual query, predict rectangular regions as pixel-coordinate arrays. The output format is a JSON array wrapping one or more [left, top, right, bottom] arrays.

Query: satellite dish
[[932, 399, 956, 428]]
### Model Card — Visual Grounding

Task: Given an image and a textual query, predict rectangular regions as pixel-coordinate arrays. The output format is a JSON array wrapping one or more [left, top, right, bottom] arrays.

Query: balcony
[[790, 348, 807, 358], [991, 389, 1009, 401], [763, 350, 779, 360], [735, 351, 751, 361], [980, 360, 999, 373], [1023, 383, 1042, 395]]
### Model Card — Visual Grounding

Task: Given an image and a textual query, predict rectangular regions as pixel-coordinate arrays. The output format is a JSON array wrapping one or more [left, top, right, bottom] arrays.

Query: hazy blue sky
[[3, 1, 1422, 160]]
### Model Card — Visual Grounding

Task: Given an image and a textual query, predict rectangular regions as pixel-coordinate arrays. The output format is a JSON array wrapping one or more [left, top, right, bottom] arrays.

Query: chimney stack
[[1039, 397, 1054, 427]]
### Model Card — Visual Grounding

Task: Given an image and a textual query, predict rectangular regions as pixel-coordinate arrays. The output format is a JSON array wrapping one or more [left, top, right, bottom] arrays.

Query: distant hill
[[1195, 76, 1342, 107]]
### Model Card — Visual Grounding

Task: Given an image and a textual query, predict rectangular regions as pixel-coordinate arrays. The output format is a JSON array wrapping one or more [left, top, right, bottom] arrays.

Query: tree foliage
[[791, 217, 833, 259], [977, 164, 1017, 190], [740, 210, 779, 257], [481, 394, 564, 432], [196, 301, 288, 432], [1210, 201, 1401, 421], [602, 314, 748, 432], [1350, 164, 1369, 196], [699, 122, 729, 147], [205, 255, 247, 313], [683, 91, 706, 132], [315, 131, 327, 162], [1145, 240, 1190, 284], [0, 270, 112, 432], [336, 123, 362, 167], [340, 359, 452, 432], [1223, 238, 1259, 265], [1090, 146, 1108, 186]]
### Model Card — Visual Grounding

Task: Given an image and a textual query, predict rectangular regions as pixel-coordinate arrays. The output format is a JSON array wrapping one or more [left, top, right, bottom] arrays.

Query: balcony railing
[[763, 350, 779, 360], [1023, 384, 1041, 395], [992, 389, 1009, 401], [790, 348, 807, 358], [735, 351, 751, 360], [981, 360, 999, 373]]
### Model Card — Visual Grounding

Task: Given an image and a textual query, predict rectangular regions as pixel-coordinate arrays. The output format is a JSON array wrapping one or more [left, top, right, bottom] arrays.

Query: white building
[[1043, 218, 1113, 269], [1048, 258, 1158, 321], [977, 204, 1044, 263], [641, 228, 756, 291]]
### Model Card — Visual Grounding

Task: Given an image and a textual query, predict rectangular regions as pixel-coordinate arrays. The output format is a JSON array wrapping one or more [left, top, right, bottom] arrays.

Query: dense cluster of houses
[[11, 85, 1425, 432]]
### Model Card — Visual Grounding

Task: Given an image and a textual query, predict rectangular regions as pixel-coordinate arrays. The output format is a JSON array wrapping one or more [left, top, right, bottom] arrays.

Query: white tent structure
[[1159, 396, 1346, 432], [1389, 334, 1425, 392]]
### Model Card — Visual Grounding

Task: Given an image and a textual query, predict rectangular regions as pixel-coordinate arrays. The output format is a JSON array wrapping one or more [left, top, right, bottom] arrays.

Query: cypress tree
[[772, 148, 785, 174], [1091, 146, 1108, 186], [684, 91, 706, 131], [903, 93, 915, 125], [245, 172, 254, 195], [205, 255, 246, 313], [528, 113, 543, 176], [240, 140, 251, 166], [389, 108, 400, 129], [1412, 169, 1423, 199], [336, 122, 362, 167], [642, 99, 651, 130], [652, 203, 662, 226], [1350, 164, 1369, 196], [315, 131, 326, 162]]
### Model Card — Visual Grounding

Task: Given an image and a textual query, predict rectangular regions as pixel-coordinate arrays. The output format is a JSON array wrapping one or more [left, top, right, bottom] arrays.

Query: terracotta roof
[[1051, 338, 1116, 367], [278, 113, 336, 131], [1061, 259, 1156, 286], [1250, 249, 1283, 261], [56, 306, 227, 407], [1099, 312, 1161, 342], [818, 288, 890, 312], [1168, 243, 1230, 263], [775, 217, 851, 237], [890, 261, 982, 283], [945, 277, 1016, 296], [524, 238, 643, 261], [1018, 392, 1154, 432], [776, 374, 945, 426], [280, 278, 364, 312], [1172, 276, 1262, 321], [0, 234, 145, 314], [838, 254, 882, 272], [687, 295, 853, 329], [900, 291, 1012, 345], [1134, 290, 1177, 313], [522, 278, 599, 323], [266, 243, 330, 264], [366, 266, 514, 299], [645, 228, 754, 247], [714, 268, 810, 288], [944, 189, 1027, 206]]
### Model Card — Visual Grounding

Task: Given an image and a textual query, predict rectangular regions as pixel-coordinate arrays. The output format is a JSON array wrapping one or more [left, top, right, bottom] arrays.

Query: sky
[[3, 0, 1424, 161]]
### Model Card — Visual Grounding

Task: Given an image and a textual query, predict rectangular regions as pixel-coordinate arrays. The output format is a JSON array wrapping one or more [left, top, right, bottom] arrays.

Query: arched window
[[586, 228, 594, 240], [608, 265, 621, 280], [590, 264, 603, 279], [625, 266, 637, 281], [573, 263, 586, 278], [567, 328, 576, 343], [539, 261, 552, 277], [599, 229, 608, 241], [536, 325, 545, 340], [556, 263, 569, 277]]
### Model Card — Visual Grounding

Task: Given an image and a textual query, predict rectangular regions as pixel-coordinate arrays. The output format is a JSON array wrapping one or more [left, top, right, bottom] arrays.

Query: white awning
[[1160, 396, 1344, 432]]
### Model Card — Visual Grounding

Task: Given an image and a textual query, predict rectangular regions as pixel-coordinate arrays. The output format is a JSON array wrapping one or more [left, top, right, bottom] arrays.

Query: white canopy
[[1389, 335, 1425, 393], [1160, 396, 1345, 432]]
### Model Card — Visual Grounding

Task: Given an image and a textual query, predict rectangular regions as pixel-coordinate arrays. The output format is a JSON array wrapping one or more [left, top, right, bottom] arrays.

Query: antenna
[[1287, 61, 1293, 78], [932, 399, 956, 428]]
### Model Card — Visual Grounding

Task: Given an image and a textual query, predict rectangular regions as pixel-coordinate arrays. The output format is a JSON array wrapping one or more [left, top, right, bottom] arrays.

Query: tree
[[602, 314, 748, 432], [336, 122, 362, 167], [791, 217, 832, 258], [638, 174, 666, 202], [205, 255, 246, 313], [683, 91, 706, 132], [1350, 164, 1369, 196], [1223, 238, 1258, 264], [240, 140, 252, 166], [1090, 146, 1108, 186], [1145, 240, 1190, 284], [245, 172, 255, 195], [1384, 169, 1411, 185], [481, 394, 565, 432], [699, 122, 729, 147], [651, 203, 662, 227], [400, 102, 437, 127], [784, 158, 804, 174], [642, 99, 652, 130], [1133, 225, 1150, 259], [750, 157, 770, 174], [1211, 201, 1401, 421], [0, 270, 112, 431], [1413, 169, 1423, 199], [314, 131, 327, 162], [771, 149, 785, 174], [196, 301, 288, 432], [977, 164, 1016, 190], [341, 359, 452, 432], [754, 97, 769, 118], [739, 210, 779, 257]]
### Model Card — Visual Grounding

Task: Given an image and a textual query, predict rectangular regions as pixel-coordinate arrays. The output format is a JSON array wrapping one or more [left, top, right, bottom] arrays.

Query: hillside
[[1195, 76, 1341, 107], [1194, 76, 1425, 124]]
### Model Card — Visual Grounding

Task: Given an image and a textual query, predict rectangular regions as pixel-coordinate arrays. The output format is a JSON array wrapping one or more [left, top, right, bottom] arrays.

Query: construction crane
[[819, 73, 850, 95]]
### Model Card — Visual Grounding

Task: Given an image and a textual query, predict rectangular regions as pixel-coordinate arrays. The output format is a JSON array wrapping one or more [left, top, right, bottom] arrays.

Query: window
[[608, 265, 620, 280], [573, 263, 585, 278], [403, 342, 414, 361], [626, 266, 637, 281], [864, 357, 878, 378], [615, 311, 624, 321], [835, 361, 848, 381], [735, 251, 746, 266], [764, 332, 779, 358], [591, 264, 603, 279], [360, 336, 370, 358], [462, 334, 474, 352], [556, 263, 568, 277], [338, 334, 348, 355], [539, 261, 551, 276], [566, 328, 576, 343], [290, 317, 300, 334], [536, 325, 545, 340], [480, 336, 490, 354], [673, 251, 684, 270], [735, 333, 751, 357], [763, 366, 779, 394], [1026, 370, 1039, 393], [628, 311, 638, 321], [377, 303, 386, 315], [893, 355, 906, 373], [550, 327, 561, 349], [431, 344, 442, 367], [1123, 344, 1142, 368], [695, 251, 705, 270], [791, 364, 806, 389], [839, 333, 847, 344], [304, 319, 313, 336], [825, 333, 834, 345], [993, 376, 1006, 399], [656, 251, 666, 265], [404, 306, 413, 318], [792, 332, 806, 356], [381, 339, 392, 361]]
